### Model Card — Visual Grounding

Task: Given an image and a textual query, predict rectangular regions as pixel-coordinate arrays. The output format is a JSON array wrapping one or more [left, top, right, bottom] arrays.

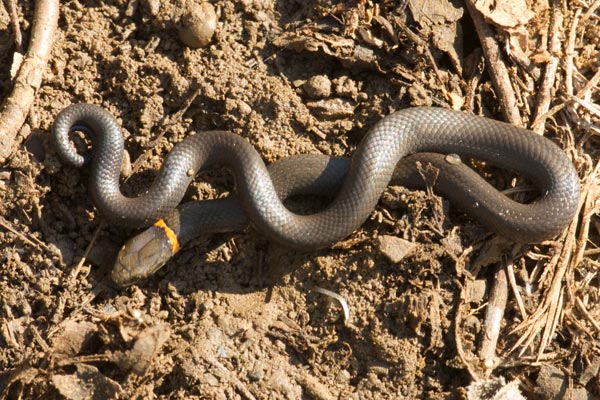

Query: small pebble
[[377, 235, 417, 263], [303, 75, 332, 99], [247, 370, 264, 381], [306, 98, 355, 119], [178, 1, 217, 48]]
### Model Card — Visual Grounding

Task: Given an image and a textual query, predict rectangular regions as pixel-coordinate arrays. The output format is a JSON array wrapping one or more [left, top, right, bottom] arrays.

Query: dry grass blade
[[508, 161, 598, 358]]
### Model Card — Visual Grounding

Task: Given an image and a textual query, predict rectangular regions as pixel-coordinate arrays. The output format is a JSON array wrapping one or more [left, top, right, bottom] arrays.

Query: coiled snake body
[[53, 104, 580, 287]]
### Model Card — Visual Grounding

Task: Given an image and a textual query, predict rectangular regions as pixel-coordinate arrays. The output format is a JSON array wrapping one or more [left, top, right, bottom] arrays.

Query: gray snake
[[52, 104, 580, 286]]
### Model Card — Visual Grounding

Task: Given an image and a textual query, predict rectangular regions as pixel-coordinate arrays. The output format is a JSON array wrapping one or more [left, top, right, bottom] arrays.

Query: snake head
[[111, 225, 176, 287]]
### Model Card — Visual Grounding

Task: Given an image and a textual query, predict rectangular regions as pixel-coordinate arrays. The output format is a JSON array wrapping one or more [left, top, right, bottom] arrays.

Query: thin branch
[[3, 0, 23, 53], [0, 0, 59, 164], [479, 261, 508, 374], [530, 0, 564, 133], [464, 0, 521, 126]]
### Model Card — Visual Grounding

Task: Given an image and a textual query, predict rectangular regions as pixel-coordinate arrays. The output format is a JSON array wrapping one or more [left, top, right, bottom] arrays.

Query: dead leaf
[[472, 0, 535, 30], [472, 0, 536, 54]]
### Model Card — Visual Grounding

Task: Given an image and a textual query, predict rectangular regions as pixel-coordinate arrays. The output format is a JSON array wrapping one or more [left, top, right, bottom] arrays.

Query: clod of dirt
[[535, 364, 592, 400], [24, 129, 47, 162], [86, 237, 122, 267], [466, 377, 524, 400], [177, 1, 217, 48], [377, 235, 417, 263], [464, 279, 487, 304], [296, 371, 335, 400], [51, 364, 121, 400], [51, 320, 98, 357], [303, 75, 332, 99], [117, 323, 171, 375]]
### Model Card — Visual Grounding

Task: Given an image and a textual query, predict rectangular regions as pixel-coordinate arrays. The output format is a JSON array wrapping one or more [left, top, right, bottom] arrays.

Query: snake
[[53, 104, 580, 287]]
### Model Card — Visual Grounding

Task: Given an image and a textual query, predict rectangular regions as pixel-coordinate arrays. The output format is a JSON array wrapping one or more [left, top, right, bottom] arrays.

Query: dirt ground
[[0, 0, 599, 399]]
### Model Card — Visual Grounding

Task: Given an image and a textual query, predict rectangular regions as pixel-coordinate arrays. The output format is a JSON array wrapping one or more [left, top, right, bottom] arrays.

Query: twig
[[454, 280, 481, 381], [575, 68, 600, 100], [0, 0, 59, 164], [565, 162, 600, 303], [313, 287, 350, 323], [0, 215, 40, 249], [479, 261, 508, 373], [579, 0, 600, 27], [464, 51, 485, 113], [506, 256, 527, 320], [464, 0, 521, 126], [530, 68, 600, 130], [564, 9, 581, 98], [530, 0, 563, 133], [0, 214, 60, 258], [570, 95, 600, 117], [575, 297, 600, 333], [3, 0, 23, 53], [68, 221, 106, 282]]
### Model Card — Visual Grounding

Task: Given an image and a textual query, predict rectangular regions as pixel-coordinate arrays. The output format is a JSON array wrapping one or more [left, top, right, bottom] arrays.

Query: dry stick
[[530, 0, 564, 134], [575, 297, 600, 333], [0, 215, 40, 249], [567, 163, 600, 330], [0, 214, 59, 258], [512, 233, 574, 357], [506, 255, 528, 320], [0, 0, 59, 165], [579, 0, 600, 27], [571, 95, 600, 118], [464, 0, 521, 126], [464, 52, 485, 113], [575, 69, 600, 101], [530, 68, 600, 130], [559, 8, 600, 137], [454, 280, 481, 381], [3, 0, 23, 53], [564, 9, 581, 98], [479, 261, 508, 373], [68, 221, 106, 282]]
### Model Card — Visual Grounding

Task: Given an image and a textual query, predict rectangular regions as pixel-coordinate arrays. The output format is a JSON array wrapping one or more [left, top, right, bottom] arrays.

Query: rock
[[536, 364, 592, 400], [178, 2, 217, 48], [377, 235, 417, 263], [303, 75, 332, 99]]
